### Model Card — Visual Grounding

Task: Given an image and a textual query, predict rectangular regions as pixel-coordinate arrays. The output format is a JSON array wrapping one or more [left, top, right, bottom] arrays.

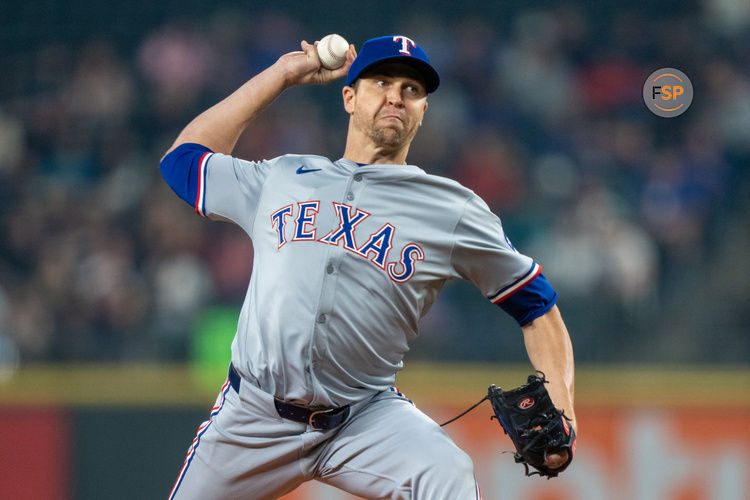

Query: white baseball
[[317, 34, 349, 70]]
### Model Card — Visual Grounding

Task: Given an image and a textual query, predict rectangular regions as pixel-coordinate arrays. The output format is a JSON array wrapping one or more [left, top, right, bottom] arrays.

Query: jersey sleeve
[[451, 194, 557, 326], [159, 143, 213, 210], [159, 143, 272, 231]]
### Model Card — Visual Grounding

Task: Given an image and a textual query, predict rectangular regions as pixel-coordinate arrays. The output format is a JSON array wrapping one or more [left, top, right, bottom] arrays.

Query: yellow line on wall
[[0, 363, 748, 407]]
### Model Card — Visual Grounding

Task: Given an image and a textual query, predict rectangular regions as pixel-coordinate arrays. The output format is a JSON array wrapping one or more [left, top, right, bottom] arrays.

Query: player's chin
[[375, 121, 405, 136], [371, 127, 406, 147]]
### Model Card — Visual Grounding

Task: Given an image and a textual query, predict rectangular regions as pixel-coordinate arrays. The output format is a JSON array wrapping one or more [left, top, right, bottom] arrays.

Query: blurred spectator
[[0, 285, 20, 376], [640, 148, 708, 261], [138, 23, 216, 122], [0, 111, 25, 177], [497, 9, 580, 123], [6, 283, 55, 359], [704, 60, 750, 153], [65, 41, 135, 128], [530, 182, 658, 306], [454, 128, 527, 212], [203, 226, 253, 302], [151, 253, 214, 359]]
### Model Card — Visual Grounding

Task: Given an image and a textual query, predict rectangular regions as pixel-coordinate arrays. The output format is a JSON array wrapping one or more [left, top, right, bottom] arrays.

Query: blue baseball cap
[[346, 35, 440, 93]]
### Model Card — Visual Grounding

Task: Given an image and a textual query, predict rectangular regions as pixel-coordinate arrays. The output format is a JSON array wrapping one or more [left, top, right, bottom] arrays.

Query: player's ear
[[343, 85, 356, 114], [419, 100, 428, 126]]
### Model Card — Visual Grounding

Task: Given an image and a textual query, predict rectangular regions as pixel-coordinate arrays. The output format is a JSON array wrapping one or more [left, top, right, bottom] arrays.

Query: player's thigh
[[317, 390, 478, 500], [169, 380, 316, 500]]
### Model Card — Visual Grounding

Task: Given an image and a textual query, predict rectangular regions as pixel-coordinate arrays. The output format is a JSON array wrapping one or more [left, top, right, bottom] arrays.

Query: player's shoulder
[[412, 169, 481, 203], [413, 170, 501, 222], [210, 153, 328, 167], [265, 153, 332, 168]]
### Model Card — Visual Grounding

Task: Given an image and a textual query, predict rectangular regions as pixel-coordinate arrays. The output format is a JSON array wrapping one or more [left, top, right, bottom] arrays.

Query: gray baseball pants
[[169, 374, 481, 499]]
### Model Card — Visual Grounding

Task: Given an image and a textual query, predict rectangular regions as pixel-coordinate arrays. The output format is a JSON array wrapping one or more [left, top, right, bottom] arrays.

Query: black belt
[[228, 363, 350, 431]]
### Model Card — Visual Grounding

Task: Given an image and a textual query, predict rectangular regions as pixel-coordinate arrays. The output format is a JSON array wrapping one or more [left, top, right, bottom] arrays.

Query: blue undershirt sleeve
[[496, 273, 558, 326], [159, 143, 214, 209]]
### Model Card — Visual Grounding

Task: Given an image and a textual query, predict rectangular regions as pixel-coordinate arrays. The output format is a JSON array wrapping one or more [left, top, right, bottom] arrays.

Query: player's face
[[344, 63, 428, 151]]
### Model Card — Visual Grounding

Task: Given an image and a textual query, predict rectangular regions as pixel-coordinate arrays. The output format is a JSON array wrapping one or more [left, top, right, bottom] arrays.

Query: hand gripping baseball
[[277, 40, 356, 87]]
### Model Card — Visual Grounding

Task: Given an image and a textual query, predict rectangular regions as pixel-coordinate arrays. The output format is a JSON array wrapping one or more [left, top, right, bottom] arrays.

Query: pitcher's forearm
[[521, 305, 576, 430], [166, 63, 290, 156]]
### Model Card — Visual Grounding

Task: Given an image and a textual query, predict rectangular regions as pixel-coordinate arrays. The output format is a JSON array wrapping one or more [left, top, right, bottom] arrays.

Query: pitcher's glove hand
[[488, 373, 576, 478]]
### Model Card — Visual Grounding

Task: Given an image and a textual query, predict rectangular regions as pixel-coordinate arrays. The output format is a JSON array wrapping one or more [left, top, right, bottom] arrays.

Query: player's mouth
[[378, 114, 405, 124]]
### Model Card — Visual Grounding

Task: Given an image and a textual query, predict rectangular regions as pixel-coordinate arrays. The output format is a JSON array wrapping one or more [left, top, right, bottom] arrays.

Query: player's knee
[[412, 446, 476, 499], [433, 448, 474, 480]]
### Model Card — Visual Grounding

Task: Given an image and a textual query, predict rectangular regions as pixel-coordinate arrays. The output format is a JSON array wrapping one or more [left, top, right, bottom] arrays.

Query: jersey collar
[[335, 158, 424, 178]]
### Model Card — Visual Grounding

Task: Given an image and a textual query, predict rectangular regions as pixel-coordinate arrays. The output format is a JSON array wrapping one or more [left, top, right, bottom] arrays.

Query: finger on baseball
[[300, 40, 316, 56], [299, 40, 323, 69], [328, 58, 354, 79]]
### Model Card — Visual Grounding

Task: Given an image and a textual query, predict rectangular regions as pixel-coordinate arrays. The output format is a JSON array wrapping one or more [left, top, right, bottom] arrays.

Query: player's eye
[[376, 80, 386, 88], [405, 85, 424, 97]]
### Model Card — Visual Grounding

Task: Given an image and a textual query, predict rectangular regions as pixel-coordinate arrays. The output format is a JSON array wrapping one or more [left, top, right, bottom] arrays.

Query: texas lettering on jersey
[[271, 201, 424, 283]]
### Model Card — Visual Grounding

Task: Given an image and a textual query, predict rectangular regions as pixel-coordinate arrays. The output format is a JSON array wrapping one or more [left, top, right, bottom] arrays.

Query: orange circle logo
[[643, 68, 693, 117]]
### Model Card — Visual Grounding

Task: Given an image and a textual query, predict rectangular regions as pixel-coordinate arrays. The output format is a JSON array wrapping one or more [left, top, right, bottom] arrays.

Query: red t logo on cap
[[393, 36, 416, 55]]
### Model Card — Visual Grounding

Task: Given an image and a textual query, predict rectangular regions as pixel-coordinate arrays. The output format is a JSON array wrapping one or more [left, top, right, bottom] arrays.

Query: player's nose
[[385, 85, 405, 106]]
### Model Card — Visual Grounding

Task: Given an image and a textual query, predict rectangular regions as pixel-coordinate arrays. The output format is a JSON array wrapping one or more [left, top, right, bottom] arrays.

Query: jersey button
[[353, 173, 363, 182], [346, 192, 355, 201], [326, 263, 334, 274], [317, 314, 327, 324]]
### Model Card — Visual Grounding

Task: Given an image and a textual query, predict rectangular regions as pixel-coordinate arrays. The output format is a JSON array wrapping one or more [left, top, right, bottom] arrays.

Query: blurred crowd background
[[0, 0, 748, 367]]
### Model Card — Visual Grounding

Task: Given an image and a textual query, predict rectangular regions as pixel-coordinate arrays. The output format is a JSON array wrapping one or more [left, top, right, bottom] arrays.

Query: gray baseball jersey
[[193, 150, 548, 407]]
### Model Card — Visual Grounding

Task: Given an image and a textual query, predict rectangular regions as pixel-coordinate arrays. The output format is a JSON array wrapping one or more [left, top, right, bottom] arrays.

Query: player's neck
[[342, 131, 410, 166], [344, 151, 408, 166]]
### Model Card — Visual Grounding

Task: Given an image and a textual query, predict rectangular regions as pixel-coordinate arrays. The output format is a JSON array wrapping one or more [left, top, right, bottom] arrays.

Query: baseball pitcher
[[161, 35, 577, 500]]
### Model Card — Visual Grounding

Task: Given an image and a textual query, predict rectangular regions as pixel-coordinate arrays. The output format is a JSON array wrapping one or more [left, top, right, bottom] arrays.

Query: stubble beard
[[357, 114, 416, 152], [369, 126, 405, 149]]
